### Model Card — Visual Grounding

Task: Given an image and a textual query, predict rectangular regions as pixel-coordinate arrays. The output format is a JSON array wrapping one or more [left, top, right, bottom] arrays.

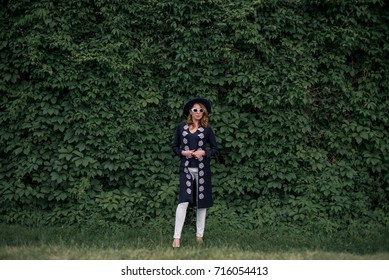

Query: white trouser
[[173, 168, 207, 239]]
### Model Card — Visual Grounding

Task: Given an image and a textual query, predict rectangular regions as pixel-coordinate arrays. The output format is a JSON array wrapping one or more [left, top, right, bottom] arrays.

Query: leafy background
[[1, 0, 388, 231]]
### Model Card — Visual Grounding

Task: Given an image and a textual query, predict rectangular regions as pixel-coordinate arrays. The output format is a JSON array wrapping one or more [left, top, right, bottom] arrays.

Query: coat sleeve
[[172, 123, 182, 157], [204, 127, 219, 158]]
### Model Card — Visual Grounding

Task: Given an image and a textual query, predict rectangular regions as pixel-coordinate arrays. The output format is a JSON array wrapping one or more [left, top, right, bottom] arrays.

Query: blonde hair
[[186, 103, 209, 128]]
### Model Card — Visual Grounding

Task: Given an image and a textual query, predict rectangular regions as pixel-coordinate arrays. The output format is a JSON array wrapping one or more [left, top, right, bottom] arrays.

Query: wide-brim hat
[[183, 98, 212, 116]]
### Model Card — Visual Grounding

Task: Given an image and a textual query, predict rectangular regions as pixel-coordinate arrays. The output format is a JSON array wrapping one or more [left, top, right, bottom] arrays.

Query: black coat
[[172, 122, 218, 208]]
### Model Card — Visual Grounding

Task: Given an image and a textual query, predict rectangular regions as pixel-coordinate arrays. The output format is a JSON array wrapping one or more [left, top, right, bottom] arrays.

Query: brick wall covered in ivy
[[1, 0, 388, 228]]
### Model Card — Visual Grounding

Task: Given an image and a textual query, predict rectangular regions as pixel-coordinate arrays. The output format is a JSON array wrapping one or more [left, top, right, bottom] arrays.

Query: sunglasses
[[191, 108, 204, 113]]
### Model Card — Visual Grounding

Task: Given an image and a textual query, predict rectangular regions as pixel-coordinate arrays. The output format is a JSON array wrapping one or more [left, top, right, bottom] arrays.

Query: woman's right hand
[[181, 150, 195, 158]]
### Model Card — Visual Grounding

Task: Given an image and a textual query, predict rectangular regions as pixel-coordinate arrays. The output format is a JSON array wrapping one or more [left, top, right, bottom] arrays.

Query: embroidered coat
[[172, 122, 218, 208]]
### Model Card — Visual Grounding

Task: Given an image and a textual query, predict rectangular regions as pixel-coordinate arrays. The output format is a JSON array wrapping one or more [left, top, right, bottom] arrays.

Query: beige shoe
[[196, 237, 203, 243], [172, 238, 180, 248]]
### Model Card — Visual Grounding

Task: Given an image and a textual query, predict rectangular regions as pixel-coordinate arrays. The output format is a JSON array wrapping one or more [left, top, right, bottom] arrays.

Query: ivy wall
[[1, 0, 388, 229]]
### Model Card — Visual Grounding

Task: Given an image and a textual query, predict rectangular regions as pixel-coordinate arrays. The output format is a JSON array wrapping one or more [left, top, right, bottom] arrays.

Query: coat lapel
[[181, 125, 208, 206]]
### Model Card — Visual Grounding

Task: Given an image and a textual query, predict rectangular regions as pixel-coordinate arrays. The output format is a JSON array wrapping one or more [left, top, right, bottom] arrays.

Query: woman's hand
[[182, 150, 195, 158], [192, 150, 205, 159]]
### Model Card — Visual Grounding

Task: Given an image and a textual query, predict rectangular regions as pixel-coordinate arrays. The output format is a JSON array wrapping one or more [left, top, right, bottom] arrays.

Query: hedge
[[1, 0, 388, 229]]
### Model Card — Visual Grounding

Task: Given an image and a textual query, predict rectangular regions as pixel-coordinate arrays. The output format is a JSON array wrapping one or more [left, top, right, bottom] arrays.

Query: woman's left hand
[[191, 150, 205, 159]]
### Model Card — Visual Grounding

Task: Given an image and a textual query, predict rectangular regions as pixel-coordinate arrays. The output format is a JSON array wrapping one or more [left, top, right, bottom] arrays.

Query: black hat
[[183, 98, 212, 116]]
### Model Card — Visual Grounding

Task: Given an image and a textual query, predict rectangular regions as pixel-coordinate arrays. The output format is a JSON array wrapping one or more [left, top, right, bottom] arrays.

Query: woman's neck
[[190, 120, 199, 132], [191, 120, 199, 127]]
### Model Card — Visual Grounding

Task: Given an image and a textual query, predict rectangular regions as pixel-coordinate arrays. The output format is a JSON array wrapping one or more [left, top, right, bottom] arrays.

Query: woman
[[171, 98, 218, 248]]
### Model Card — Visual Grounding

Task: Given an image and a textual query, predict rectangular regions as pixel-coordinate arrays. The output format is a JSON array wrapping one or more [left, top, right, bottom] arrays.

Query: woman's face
[[190, 103, 204, 122]]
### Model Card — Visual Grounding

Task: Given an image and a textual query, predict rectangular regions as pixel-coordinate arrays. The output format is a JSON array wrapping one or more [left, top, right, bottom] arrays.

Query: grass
[[1, 222, 389, 260]]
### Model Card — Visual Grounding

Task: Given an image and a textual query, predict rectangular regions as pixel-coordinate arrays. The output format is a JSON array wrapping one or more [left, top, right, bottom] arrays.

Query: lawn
[[0, 222, 388, 260]]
